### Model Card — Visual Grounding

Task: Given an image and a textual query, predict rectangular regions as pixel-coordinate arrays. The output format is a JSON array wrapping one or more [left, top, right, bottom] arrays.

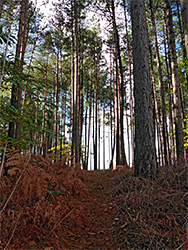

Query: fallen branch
[[50, 208, 75, 234]]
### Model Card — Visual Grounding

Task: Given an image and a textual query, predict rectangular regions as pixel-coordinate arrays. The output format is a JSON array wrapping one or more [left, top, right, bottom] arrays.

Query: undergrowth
[[0, 151, 89, 249], [0, 150, 187, 249]]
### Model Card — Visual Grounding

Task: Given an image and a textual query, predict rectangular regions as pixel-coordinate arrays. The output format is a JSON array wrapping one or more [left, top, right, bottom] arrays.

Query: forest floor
[[1, 152, 188, 249]]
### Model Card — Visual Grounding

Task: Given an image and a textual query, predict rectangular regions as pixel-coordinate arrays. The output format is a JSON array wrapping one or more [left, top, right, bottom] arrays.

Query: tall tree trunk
[[165, 0, 184, 161], [177, 0, 188, 124], [180, 0, 188, 61], [8, 0, 28, 140], [33, 100, 38, 155], [130, 0, 157, 178], [21, 38, 37, 112], [0, 25, 11, 87], [79, 22, 84, 165], [85, 75, 92, 170], [126, 110, 130, 166], [176, 0, 187, 59], [103, 109, 105, 170], [73, 0, 80, 164], [83, 89, 88, 170], [111, 0, 127, 166], [60, 47, 63, 160], [113, 51, 120, 167], [149, 0, 169, 165], [40, 64, 48, 156], [98, 108, 101, 169], [15, 0, 29, 141], [55, 53, 59, 158], [149, 42, 164, 166], [123, 1, 134, 168], [94, 54, 98, 170], [71, 0, 75, 162], [109, 49, 115, 169], [163, 18, 175, 164]]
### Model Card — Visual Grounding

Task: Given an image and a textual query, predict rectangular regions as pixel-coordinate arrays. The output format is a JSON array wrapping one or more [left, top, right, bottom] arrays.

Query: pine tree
[[130, 0, 157, 178]]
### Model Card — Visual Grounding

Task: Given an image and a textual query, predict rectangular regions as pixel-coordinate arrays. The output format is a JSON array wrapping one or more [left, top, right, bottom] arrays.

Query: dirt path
[[60, 169, 127, 250], [81, 170, 121, 249]]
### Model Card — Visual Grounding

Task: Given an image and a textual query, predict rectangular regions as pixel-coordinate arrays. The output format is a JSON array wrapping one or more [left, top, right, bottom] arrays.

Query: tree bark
[[180, 0, 188, 60], [165, 0, 184, 161], [71, 18, 75, 161], [103, 109, 105, 170], [123, 1, 134, 168], [94, 52, 98, 170], [40, 64, 48, 156], [149, 0, 169, 165], [149, 42, 164, 166], [109, 49, 115, 169], [111, 0, 127, 166], [130, 0, 157, 178], [163, 17, 175, 164], [73, 0, 80, 164], [8, 0, 28, 141], [55, 53, 59, 159]]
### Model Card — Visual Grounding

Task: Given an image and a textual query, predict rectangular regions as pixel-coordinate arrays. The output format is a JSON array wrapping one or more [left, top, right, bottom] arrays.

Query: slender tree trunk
[[130, 0, 157, 178], [83, 90, 88, 170], [149, 42, 164, 166], [0, 25, 11, 87], [15, 0, 29, 141], [163, 19, 175, 164], [150, 0, 169, 165], [111, 0, 127, 166], [79, 23, 84, 165], [123, 1, 134, 168], [55, 53, 59, 158], [34, 105, 38, 154], [126, 110, 130, 166], [21, 38, 37, 112], [85, 74, 92, 170], [98, 108, 101, 170], [109, 49, 115, 169], [103, 109, 105, 170], [60, 48, 63, 160], [113, 50, 120, 167], [73, 0, 80, 164], [165, 0, 184, 161], [94, 54, 98, 170], [8, 0, 28, 140], [177, 0, 188, 135], [40, 65, 48, 156], [180, 0, 188, 61], [71, 0, 75, 162]]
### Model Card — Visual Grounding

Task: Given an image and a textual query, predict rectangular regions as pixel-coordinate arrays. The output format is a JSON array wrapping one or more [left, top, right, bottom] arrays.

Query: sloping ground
[[0, 152, 187, 249]]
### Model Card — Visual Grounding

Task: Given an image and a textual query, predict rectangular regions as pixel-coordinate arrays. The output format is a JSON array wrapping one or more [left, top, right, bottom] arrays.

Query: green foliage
[[183, 118, 188, 149], [178, 58, 188, 86]]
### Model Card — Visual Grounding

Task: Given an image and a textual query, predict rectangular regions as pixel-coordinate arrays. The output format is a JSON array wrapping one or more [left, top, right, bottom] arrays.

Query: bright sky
[[32, 0, 54, 21]]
